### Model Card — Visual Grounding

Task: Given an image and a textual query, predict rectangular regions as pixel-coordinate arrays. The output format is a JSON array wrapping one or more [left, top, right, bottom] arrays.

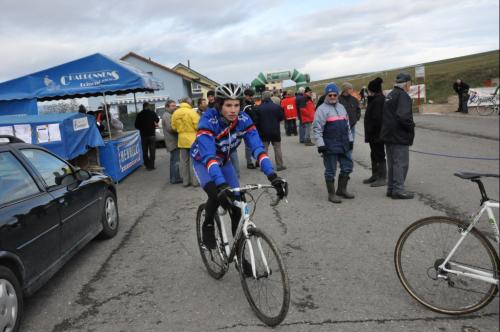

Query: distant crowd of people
[[133, 71, 418, 203]]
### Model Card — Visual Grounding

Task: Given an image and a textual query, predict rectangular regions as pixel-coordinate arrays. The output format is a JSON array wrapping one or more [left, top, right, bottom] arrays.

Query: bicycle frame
[[216, 187, 274, 279], [438, 200, 499, 285]]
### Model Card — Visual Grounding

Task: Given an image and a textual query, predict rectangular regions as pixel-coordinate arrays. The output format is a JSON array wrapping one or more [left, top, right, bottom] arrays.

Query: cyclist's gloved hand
[[317, 146, 327, 155], [268, 173, 287, 199], [217, 183, 233, 210]]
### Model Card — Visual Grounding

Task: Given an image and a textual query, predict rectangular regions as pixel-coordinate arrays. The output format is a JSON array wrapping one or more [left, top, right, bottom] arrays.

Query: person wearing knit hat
[[380, 72, 415, 199], [363, 77, 387, 187], [312, 82, 355, 203], [207, 90, 216, 108]]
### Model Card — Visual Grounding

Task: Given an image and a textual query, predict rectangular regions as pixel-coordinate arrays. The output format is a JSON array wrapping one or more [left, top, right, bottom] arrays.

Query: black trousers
[[203, 182, 241, 236], [369, 142, 386, 163], [285, 119, 297, 136], [141, 135, 156, 169], [458, 93, 469, 113]]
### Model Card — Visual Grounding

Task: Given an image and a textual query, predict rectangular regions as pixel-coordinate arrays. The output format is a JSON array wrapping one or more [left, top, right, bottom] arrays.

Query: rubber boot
[[370, 162, 387, 187], [363, 161, 377, 184], [336, 173, 355, 199], [325, 179, 342, 203]]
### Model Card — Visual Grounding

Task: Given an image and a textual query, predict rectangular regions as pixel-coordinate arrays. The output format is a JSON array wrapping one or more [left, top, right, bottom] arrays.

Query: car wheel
[[98, 190, 119, 239], [0, 266, 22, 332]]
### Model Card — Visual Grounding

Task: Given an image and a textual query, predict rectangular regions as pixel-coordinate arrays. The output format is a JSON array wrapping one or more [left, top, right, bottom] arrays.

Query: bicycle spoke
[[196, 204, 228, 279], [238, 228, 290, 326]]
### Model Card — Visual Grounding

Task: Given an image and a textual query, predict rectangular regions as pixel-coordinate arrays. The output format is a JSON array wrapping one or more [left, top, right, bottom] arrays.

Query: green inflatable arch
[[251, 69, 310, 89]]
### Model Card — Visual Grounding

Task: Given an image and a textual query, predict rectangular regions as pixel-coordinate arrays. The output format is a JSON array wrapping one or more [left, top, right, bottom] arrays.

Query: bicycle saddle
[[454, 172, 500, 180]]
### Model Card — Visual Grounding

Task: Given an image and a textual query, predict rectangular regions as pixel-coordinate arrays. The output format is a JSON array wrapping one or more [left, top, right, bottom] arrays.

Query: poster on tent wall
[[98, 130, 143, 182], [117, 132, 142, 173]]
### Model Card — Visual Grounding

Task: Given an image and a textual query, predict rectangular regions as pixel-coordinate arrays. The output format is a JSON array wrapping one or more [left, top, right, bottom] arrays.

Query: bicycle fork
[[218, 205, 271, 279]]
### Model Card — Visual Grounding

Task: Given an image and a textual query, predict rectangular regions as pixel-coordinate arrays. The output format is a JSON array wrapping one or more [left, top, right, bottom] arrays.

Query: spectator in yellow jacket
[[171, 97, 200, 187]]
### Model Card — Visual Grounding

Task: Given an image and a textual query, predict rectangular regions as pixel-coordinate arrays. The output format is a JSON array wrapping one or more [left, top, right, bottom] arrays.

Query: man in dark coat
[[338, 82, 361, 144], [363, 77, 386, 187], [242, 88, 257, 169], [453, 79, 470, 113], [380, 72, 415, 199], [255, 91, 286, 171], [207, 90, 216, 108], [135, 102, 159, 170], [295, 87, 306, 143]]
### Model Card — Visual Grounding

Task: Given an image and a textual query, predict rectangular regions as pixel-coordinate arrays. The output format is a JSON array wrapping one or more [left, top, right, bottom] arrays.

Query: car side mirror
[[75, 169, 91, 182]]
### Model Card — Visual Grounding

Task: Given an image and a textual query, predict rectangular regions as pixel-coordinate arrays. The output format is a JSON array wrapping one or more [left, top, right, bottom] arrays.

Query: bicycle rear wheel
[[477, 102, 495, 116], [196, 204, 228, 279], [395, 216, 499, 314], [238, 228, 290, 326]]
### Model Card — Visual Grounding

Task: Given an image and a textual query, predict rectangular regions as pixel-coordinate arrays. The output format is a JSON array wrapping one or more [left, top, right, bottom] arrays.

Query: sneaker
[[202, 223, 216, 249], [247, 163, 256, 169], [276, 166, 287, 171], [392, 192, 414, 200]]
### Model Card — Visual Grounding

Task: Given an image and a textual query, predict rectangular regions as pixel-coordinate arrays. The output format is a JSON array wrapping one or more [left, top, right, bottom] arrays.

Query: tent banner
[[0, 53, 163, 101]]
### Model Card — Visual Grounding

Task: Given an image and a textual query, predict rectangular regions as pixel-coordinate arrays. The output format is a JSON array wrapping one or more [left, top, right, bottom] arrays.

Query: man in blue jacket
[[313, 83, 354, 203]]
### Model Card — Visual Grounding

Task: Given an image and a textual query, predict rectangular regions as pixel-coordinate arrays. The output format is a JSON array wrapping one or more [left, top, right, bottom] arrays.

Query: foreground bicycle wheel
[[395, 216, 499, 314], [238, 228, 290, 326], [196, 204, 228, 279]]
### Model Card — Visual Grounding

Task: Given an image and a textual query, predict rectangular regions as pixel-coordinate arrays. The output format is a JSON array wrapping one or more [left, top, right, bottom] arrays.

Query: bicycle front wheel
[[395, 216, 499, 314], [238, 228, 290, 326], [196, 204, 228, 279]]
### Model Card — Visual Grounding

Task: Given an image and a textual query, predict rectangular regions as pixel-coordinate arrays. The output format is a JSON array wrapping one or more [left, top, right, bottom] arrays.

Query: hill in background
[[309, 50, 499, 104]]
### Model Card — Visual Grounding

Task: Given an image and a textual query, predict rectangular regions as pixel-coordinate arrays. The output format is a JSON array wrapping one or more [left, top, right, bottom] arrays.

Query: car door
[[0, 151, 61, 282], [19, 148, 100, 254]]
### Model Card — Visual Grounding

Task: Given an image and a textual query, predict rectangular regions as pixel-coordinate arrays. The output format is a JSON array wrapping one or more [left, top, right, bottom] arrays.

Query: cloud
[[0, 0, 498, 84]]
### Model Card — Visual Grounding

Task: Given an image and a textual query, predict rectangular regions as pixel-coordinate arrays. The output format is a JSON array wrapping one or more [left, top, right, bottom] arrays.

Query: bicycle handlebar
[[226, 183, 288, 207]]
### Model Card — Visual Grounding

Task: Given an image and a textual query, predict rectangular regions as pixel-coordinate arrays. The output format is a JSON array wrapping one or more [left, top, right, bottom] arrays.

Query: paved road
[[21, 113, 499, 331]]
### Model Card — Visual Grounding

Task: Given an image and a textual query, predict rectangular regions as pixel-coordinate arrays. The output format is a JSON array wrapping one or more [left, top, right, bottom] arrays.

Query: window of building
[[191, 82, 202, 94]]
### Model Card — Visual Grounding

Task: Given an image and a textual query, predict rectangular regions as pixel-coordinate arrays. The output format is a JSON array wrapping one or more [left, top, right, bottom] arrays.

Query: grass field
[[309, 50, 499, 104]]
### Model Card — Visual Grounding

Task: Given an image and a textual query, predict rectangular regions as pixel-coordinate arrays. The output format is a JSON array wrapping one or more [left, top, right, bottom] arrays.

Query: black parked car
[[0, 135, 119, 332]]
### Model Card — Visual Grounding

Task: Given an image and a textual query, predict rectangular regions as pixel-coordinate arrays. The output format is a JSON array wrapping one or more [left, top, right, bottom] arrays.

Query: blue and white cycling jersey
[[190, 107, 274, 186]]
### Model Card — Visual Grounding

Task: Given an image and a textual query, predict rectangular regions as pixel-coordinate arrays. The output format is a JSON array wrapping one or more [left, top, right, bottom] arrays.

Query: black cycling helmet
[[215, 83, 244, 100]]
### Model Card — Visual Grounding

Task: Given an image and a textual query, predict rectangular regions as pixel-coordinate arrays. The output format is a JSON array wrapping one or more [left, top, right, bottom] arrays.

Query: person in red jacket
[[300, 87, 316, 146], [280, 90, 298, 136]]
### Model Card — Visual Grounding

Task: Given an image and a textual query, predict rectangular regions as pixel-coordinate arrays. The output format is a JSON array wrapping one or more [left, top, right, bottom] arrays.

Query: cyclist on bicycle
[[191, 83, 287, 252]]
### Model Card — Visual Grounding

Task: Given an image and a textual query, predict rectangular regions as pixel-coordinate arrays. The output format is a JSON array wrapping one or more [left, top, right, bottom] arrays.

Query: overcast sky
[[0, 0, 498, 84]]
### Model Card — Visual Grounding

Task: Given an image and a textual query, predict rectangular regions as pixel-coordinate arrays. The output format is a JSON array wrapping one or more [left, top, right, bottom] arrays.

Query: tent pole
[[133, 93, 138, 113], [102, 93, 112, 140]]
